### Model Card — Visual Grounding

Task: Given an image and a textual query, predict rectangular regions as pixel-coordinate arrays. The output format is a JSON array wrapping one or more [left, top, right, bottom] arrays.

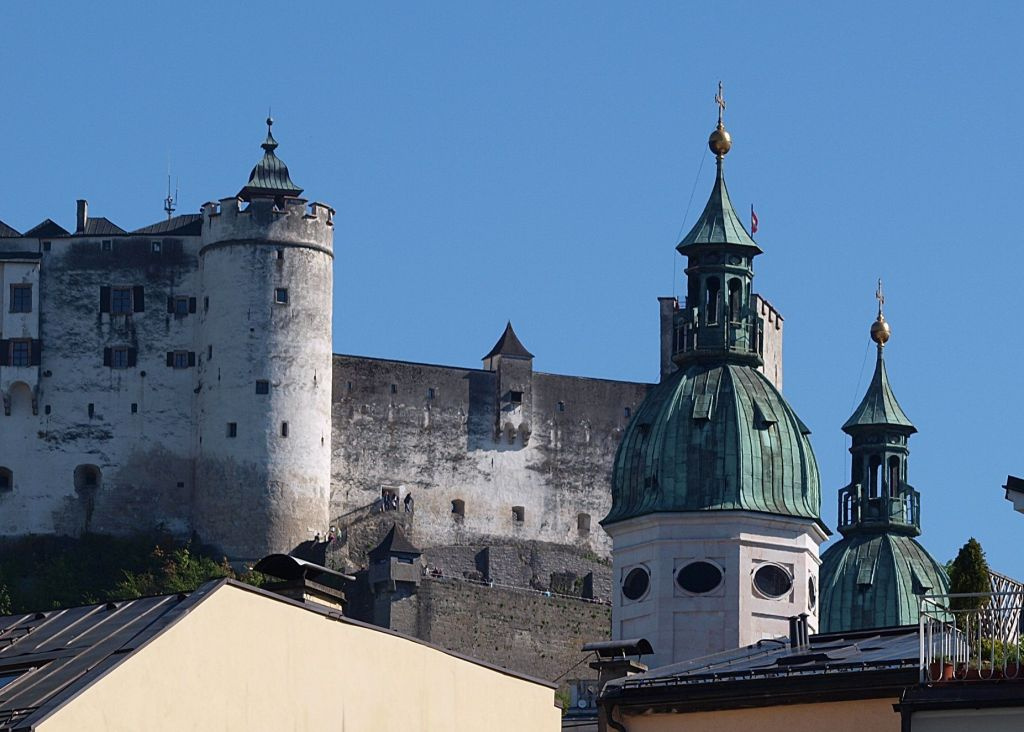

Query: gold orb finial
[[870, 278, 891, 346], [709, 81, 732, 157]]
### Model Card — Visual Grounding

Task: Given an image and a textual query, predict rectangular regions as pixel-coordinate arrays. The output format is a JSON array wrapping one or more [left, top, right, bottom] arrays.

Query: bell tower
[[673, 81, 766, 369]]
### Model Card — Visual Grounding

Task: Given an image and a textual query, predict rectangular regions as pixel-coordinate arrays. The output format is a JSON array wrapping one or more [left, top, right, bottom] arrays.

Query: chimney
[[789, 613, 810, 649], [76, 199, 88, 234], [253, 554, 353, 613], [583, 638, 653, 686]]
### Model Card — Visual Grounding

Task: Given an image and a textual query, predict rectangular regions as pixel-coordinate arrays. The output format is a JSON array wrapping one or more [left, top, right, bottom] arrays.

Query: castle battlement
[[201, 196, 334, 253]]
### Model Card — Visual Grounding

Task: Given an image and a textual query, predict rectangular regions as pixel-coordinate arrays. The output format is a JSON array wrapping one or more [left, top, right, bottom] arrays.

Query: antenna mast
[[163, 160, 178, 220]]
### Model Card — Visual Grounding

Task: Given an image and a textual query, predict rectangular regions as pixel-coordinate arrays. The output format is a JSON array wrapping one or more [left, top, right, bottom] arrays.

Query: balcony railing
[[919, 589, 1024, 682]]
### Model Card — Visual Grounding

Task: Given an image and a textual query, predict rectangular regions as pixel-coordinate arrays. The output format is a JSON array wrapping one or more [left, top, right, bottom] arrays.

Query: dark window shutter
[[166, 352, 174, 367], [189, 297, 197, 313], [103, 347, 112, 367], [100, 286, 111, 313], [127, 348, 137, 367], [30, 340, 41, 366], [133, 286, 145, 312], [187, 351, 196, 367], [0, 340, 8, 366], [167, 297, 174, 314]]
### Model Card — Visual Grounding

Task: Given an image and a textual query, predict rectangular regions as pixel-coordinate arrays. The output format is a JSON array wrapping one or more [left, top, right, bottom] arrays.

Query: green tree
[[948, 537, 990, 617]]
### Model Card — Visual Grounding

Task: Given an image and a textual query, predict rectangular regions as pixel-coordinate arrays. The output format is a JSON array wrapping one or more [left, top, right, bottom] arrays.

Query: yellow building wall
[[620, 697, 898, 732], [37, 583, 559, 732]]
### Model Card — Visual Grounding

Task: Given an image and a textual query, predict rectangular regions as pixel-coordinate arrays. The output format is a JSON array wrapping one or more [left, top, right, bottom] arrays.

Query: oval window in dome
[[622, 567, 650, 601], [808, 576, 817, 610], [753, 564, 792, 599], [676, 561, 723, 594]]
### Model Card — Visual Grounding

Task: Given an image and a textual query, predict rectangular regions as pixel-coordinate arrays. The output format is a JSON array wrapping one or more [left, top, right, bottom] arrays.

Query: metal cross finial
[[715, 81, 726, 127], [876, 278, 885, 317]]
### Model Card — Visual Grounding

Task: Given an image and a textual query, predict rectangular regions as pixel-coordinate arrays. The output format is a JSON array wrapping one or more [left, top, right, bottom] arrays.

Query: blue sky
[[3, 2, 1022, 577]]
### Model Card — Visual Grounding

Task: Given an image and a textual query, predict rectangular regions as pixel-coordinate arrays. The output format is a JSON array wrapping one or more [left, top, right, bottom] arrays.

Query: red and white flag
[[750, 205, 759, 235]]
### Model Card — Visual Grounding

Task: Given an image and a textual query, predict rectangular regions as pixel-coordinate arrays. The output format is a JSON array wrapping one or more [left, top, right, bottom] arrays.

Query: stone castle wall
[[330, 354, 650, 559], [389, 577, 609, 686]]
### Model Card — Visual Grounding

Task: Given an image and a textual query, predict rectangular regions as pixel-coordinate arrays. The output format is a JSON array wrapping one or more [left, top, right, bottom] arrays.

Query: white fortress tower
[[193, 118, 335, 559]]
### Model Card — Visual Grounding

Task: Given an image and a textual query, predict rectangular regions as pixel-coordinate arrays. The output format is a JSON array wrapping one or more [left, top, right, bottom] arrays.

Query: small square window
[[624, 407, 632, 418], [44, 405, 51, 415], [255, 380, 270, 395], [172, 351, 189, 369], [427, 387, 436, 400], [111, 287, 133, 314], [203, 296, 209, 312], [276, 248, 285, 260], [557, 401, 565, 413], [88, 403, 95, 418], [131, 403, 138, 414], [9, 284, 32, 313], [101, 239, 112, 252], [174, 297, 189, 316], [281, 421, 289, 437], [111, 347, 129, 369], [346, 381, 353, 391], [274, 288, 288, 304], [227, 422, 238, 438], [509, 390, 523, 404], [207, 345, 213, 360], [42, 241, 51, 252], [10, 340, 30, 367], [390, 384, 398, 394], [151, 240, 162, 253]]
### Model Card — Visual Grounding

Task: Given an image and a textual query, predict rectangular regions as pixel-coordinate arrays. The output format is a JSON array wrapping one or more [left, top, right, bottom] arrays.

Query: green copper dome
[[603, 362, 822, 526], [819, 533, 949, 632]]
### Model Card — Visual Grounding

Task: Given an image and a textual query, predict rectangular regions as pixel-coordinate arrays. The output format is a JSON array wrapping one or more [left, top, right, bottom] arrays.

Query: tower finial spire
[[715, 80, 726, 128], [870, 278, 891, 347], [708, 81, 732, 158]]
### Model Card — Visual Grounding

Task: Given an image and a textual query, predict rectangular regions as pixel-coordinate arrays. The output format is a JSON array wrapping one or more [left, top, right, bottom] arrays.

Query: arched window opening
[[727, 279, 741, 323], [74, 464, 101, 493], [577, 513, 591, 533], [0, 467, 12, 492], [9, 382, 32, 414], [868, 455, 882, 498], [888, 456, 900, 496], [686, 274, 699, 310], [705, 277, 720, 324], [451, 499, 465, 520]]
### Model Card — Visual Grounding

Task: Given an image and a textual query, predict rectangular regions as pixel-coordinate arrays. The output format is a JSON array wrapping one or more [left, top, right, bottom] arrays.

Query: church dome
[[819, 533, 949, 632], [603, 362, 822, 526]]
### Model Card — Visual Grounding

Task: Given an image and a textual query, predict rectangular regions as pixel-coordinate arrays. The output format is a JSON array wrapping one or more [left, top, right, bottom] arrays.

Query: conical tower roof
[[238, 117, 303, 201], [842, 303, 915, 434], [676, 160, 760, 253], [482, 321, 534, 360]]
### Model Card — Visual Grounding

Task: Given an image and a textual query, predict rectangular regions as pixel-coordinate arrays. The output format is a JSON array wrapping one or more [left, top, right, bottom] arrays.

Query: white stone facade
[[606, 511, 827, 669], [0, 193, 334, 560]]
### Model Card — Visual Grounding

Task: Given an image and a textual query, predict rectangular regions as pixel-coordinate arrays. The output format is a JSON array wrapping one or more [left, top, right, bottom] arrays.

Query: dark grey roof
[[0, 253, 41, 261], [132, 214, 202, 236], [0, 220, 20, 238], [0, 587, 208, 730], [80, 217, 126, 237], [677, 160, 760, 253], [604, 627, 919, 695], [483, 322, 534, 360], [368, 523, 421, 559], [22, 220, 69, 238], [253, 554, 354, 582]]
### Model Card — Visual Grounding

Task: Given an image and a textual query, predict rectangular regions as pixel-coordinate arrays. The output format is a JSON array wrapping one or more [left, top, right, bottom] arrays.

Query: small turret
[[819, 284, 949, 632], [483, 322, 534, 446]]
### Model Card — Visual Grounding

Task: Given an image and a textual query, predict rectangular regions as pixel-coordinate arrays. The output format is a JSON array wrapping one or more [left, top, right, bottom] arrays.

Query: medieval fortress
[[0, 121, 784, 572]]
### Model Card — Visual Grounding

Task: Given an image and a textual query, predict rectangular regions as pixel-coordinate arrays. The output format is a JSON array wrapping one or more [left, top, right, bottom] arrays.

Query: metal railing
[[919, 590, 1024, 682]]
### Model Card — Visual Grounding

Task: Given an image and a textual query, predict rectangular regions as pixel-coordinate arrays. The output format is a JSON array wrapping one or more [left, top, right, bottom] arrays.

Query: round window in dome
[[808, 576, 817, 610], [753, 564, 792, 599], [676, 561, 724, 594], [622, 567, 650, 601]]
